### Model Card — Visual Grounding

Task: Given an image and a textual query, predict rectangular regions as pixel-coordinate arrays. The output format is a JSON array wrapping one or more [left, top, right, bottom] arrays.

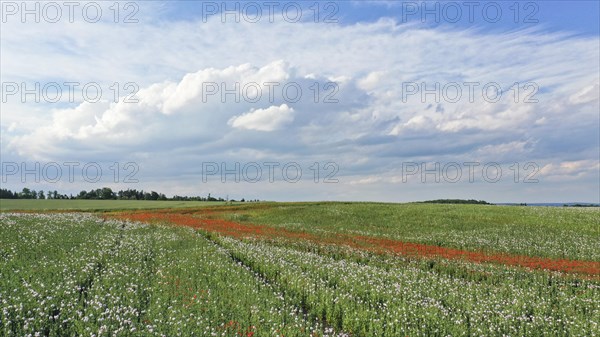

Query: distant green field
[[0, 199, 233, 211], [223, 202, 600, 261]]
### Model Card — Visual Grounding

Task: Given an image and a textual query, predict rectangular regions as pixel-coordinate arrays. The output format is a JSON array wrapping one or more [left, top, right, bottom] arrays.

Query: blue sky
[[159, 1, 600, 35], [1, 1, 599, 203]]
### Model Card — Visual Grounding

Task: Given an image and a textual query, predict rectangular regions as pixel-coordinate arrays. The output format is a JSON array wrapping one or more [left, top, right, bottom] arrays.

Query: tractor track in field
[[109, 210, 600, 276]]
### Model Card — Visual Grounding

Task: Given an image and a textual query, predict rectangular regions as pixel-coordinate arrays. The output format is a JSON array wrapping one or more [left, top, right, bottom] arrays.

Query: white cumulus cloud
[[228, 104, 295, 131]]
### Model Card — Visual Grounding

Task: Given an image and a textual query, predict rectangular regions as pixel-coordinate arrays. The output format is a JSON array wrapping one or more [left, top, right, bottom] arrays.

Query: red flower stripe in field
[[110, 211, 600, 276], [356, 236, 600, 275]]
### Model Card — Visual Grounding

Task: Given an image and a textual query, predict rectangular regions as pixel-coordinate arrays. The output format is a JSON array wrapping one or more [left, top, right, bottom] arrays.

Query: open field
[[1, 202, 599, 336], [0, 199, 234, 211], [215, 202, 600, 261]]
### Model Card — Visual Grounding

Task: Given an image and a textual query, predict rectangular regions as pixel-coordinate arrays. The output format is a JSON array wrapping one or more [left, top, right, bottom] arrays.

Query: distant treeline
[[563, 203, 600, 207], [419, 199, 492, 205], [0, 188, 257, 203]]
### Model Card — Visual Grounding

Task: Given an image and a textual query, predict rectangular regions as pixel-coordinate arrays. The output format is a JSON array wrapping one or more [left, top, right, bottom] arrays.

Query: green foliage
[[237, 202, 600, 261], [2, 187, 255, 203], [418, 199, 491, 204], [0, 213, 336, 336], [0, 199, 229, 211], [210, 234, 600, 336], [2, 212, 598, 336]]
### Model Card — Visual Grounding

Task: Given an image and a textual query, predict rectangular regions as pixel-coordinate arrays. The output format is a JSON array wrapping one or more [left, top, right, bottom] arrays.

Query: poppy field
[[1, 203, 599, 336]]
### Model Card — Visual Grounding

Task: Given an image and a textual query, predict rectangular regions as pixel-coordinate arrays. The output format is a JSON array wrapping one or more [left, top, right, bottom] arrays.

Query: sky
[[0, 0, 599, 203]]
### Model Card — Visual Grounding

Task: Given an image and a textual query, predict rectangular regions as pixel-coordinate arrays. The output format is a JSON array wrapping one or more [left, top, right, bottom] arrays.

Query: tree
[[2, 186, 250, 202], [0, 189, 16, 199], [20, 188, 32, 199], [100, 187, 115, 200]]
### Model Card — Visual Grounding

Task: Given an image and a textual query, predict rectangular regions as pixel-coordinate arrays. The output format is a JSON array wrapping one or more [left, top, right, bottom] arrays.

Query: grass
[[0, 213, 330, 336], [0, 199, 236, 211], [1, 211, 598, 336], [2, 201, 599, 336], [220, 202, 600, 261]]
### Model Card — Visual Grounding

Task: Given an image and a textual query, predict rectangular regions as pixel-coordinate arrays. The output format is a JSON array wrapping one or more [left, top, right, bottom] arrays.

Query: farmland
[[0, 199, 232, 212], [1, 202, 599, 336]]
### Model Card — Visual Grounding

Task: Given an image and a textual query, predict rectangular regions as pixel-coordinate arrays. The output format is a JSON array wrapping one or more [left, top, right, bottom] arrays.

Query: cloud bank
[[1, 5, 598, 202]]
